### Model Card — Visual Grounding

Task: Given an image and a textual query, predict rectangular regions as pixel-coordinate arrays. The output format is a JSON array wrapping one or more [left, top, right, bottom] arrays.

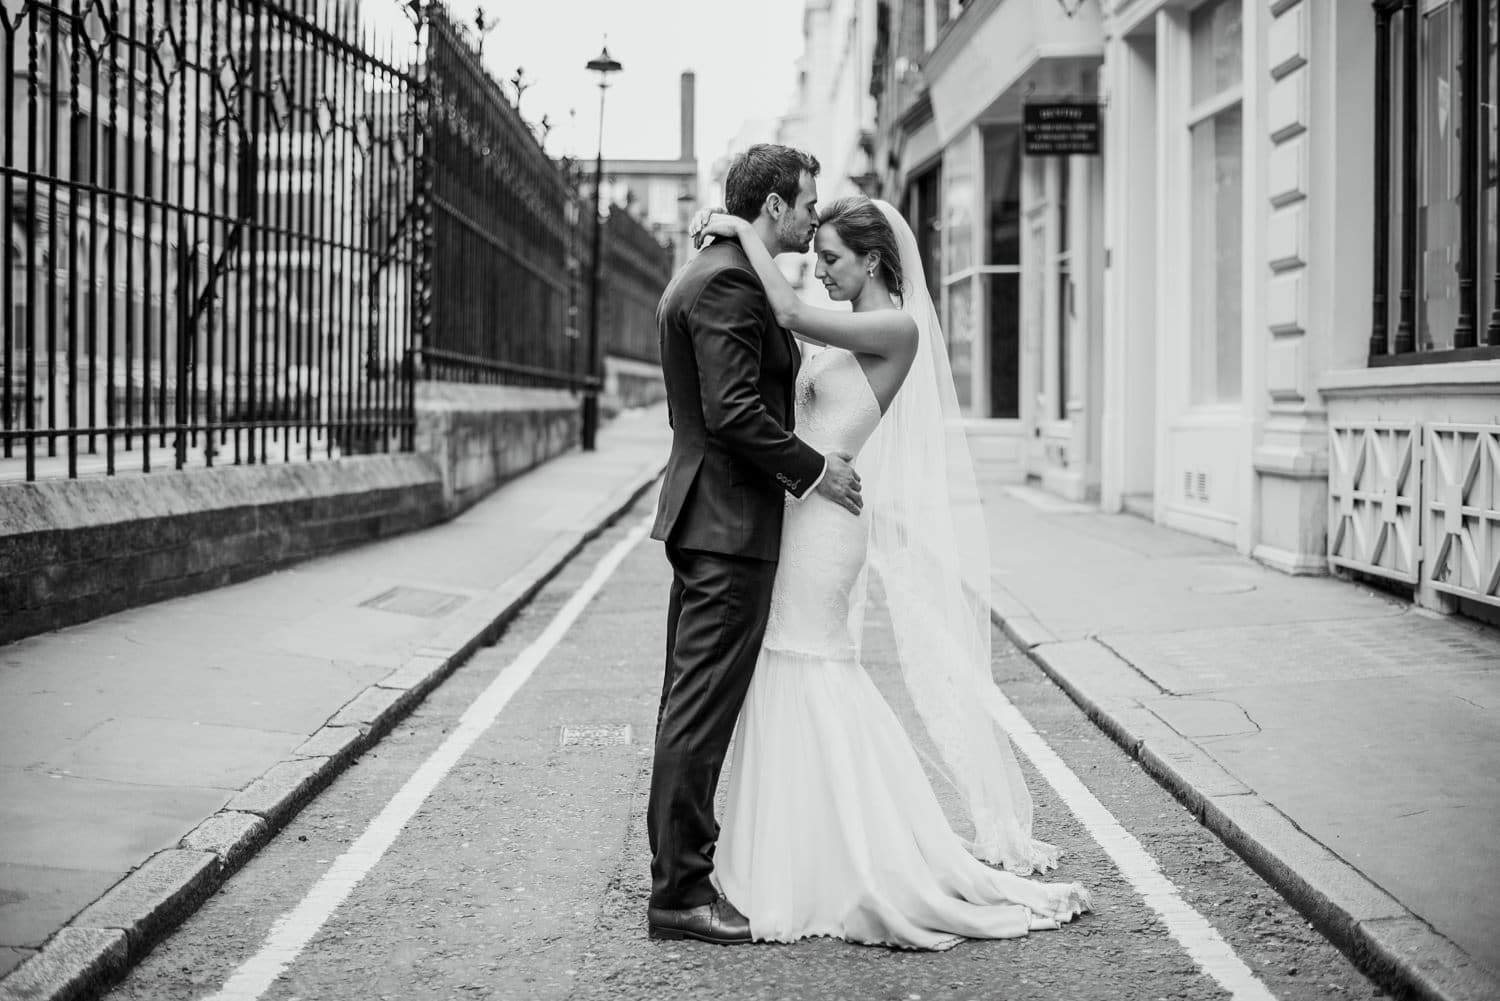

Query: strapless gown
[[713, 347, 1090, 950]]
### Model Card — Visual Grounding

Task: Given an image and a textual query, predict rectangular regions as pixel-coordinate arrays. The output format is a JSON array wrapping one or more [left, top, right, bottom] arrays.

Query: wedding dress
[[713, 346, 1090, 950]]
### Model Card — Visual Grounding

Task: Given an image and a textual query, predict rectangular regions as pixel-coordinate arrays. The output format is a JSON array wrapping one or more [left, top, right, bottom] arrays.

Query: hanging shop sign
[[1023, 101, 1102, 156]]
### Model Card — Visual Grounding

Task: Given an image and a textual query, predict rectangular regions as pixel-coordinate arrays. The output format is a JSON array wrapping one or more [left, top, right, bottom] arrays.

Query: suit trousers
[[648, 543, 778, 910]]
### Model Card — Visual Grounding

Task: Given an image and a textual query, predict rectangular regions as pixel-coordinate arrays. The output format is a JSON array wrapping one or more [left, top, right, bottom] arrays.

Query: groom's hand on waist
[[816, 452, 862, 516]]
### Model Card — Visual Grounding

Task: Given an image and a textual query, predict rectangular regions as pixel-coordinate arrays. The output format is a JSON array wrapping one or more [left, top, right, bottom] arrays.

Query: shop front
[[894, 0, 1104, 489], [1324, 0, 1500, 616], [1100, 0, 1256, 546]]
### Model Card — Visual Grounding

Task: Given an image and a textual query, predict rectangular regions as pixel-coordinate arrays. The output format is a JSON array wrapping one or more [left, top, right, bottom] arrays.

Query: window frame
[[1185, 0, 1246, 406], [1186, 85, 1243, 129], [1370, 0, 1500, 365]]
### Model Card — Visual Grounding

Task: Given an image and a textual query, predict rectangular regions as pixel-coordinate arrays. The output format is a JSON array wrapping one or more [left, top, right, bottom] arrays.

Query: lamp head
[[586, 45, 622, 78]]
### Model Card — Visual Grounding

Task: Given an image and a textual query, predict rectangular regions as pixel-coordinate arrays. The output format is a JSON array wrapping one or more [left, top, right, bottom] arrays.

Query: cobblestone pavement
[[101, 501, 1381, 1001]]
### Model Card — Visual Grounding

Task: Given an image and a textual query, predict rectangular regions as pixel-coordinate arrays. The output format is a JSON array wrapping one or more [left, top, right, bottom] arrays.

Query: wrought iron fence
[[418, 4, 579, 388], [417, 10, 672, 388], [0, 0, 425, 482], [0, 0, 673, 483], [600, 204, 670, 367]]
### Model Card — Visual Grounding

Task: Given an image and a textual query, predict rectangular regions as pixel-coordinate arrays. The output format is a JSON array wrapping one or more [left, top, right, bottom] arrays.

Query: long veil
[[858, 198, 1060, 875]]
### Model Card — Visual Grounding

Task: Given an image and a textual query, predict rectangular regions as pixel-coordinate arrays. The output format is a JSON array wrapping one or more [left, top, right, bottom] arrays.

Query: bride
[[693, 197, 1091, 950]]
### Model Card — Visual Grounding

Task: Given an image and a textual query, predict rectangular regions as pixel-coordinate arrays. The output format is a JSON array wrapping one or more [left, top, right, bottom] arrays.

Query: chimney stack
[[680, 71, 696, 162]]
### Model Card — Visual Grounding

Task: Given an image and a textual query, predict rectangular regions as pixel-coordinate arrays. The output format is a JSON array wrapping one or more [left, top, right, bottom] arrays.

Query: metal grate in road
[[359, 586, 469, 618]]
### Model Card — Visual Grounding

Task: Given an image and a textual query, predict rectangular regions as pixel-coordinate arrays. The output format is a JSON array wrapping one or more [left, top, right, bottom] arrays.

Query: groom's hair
[[725, 144, 820, 222]]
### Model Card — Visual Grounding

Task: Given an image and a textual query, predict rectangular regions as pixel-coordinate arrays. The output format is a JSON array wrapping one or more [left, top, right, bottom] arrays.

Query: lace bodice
[[764, 349, 881, 660], [790, 348, 882, 457]]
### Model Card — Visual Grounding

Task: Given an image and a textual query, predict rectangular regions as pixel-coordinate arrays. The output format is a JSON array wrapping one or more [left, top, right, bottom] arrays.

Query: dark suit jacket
[[651, 237, 824, 561]]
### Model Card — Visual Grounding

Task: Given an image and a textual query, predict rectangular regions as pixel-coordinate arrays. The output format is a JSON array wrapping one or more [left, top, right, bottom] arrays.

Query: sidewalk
[[0, 406, 671, 1001], [979, 481, 1500, 1001]]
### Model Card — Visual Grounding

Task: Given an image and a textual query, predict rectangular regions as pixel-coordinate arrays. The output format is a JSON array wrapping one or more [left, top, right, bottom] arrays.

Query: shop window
[[1372, 0, 1499, 362], [1489, 0, 1498, 333], [983, 126, 1021, 419], [985, 134, 1021, 267], [1057, 162, 1072, 419], [985, 271, 1020, 419], [942, 130, 976, 412], [1188, 0, 1243, 404], [910, 167, 943, 305]]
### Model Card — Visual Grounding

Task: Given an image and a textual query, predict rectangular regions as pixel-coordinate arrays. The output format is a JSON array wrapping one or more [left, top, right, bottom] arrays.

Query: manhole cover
[[1188, 582, 1257, 595], [560, 724, 633, 747], [359, 586, 468, 618]]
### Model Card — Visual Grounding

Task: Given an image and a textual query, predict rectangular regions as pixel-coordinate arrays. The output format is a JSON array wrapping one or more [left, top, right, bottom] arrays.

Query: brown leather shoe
[[647, 896, 752, 945]]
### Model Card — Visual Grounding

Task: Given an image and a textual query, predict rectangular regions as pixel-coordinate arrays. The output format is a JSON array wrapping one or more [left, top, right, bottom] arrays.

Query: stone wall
[[0, 456, 445, 644], [413, 384, 581, 517], [0, 386, 584, 643], [604, 356, 667, 413]]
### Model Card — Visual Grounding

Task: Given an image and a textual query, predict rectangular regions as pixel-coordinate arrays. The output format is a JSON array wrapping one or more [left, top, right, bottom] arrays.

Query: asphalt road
[[102, 500, 1382, 1001]]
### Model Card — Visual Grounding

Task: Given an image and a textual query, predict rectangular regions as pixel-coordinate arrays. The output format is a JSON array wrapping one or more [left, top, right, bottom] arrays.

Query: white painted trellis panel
[[1328, 422, 1422, 584], [1424, 424, 1500, 609]]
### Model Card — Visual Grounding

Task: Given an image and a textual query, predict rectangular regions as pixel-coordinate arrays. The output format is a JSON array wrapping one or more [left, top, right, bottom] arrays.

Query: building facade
[[1098, 0, 1498, 620], [873, 0, 1106, 489], [860, 0, 1498, 617], [599, 71, 699, 270], [780, 0, 885, 199], [1100, 0, 1258, 549]]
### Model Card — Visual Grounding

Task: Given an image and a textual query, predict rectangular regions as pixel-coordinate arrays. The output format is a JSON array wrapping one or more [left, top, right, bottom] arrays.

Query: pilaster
[[1252, 0, 1328, 575]]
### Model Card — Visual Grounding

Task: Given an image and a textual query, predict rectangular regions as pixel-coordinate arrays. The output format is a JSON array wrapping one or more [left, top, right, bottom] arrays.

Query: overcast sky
[[370, 1, 808, 175]]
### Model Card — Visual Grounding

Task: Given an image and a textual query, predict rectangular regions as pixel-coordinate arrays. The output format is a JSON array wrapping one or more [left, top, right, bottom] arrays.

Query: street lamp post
[[581, 43, 621, 451]]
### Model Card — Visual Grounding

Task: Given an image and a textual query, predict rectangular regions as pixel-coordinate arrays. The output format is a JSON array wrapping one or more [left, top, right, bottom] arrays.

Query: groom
[[646, 144, 862, 944]]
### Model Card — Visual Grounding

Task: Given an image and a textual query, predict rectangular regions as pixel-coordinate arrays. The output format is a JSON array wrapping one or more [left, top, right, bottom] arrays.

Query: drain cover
[[1188, 582, 1257, 595], [560, 724, 633, 747], [359, 586, 468, 618]]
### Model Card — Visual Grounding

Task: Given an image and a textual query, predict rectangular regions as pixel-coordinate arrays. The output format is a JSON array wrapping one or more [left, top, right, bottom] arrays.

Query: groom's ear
[[763, 192, 784, 220]]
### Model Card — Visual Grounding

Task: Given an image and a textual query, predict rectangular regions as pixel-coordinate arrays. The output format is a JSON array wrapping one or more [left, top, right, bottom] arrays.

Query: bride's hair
[[818, 197, 907, 301]]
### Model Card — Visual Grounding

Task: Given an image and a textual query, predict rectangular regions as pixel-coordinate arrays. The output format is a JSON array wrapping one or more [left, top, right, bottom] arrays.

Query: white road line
[[990, 690, 1279, 1001], [203, 514, 654, 1001]]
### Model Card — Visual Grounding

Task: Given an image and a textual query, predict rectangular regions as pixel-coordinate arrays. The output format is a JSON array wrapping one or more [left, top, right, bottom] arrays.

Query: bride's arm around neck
[[706, 217, 917, 363]]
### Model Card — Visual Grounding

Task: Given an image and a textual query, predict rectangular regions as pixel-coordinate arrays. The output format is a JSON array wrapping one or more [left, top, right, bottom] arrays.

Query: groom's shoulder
[[660, 242, 754, 320], [676, 240, 753, 290]]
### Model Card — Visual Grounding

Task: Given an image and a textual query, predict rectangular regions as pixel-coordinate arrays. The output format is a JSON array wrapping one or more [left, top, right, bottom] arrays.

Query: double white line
[[203, 514, 654, 1001], [206, 506, 1277, 1001], [990, 688, 1278, 1000]]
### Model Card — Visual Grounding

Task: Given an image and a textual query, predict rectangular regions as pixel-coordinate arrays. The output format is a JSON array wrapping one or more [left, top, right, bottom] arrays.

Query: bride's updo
[[818, 196, 907, 301]]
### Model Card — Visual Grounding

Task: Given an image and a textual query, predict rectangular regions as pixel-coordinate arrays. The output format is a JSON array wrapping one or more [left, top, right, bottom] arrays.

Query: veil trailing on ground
[[858, 199, 1060, 875]]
